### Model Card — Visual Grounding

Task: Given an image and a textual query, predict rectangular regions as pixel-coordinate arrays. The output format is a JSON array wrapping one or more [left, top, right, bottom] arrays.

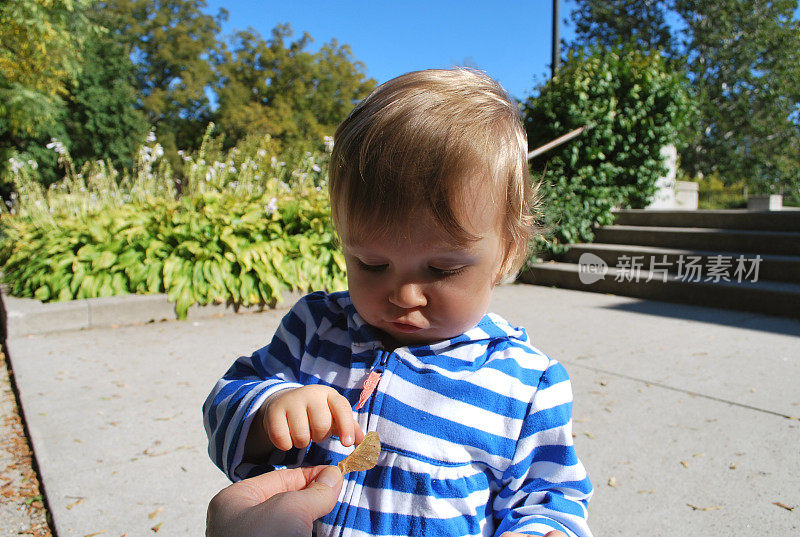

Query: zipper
[[336, 350, 391, 537]]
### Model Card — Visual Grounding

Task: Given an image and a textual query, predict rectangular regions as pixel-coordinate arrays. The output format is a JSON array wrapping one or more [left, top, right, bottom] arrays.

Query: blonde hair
[[329, 68, 541, 277]]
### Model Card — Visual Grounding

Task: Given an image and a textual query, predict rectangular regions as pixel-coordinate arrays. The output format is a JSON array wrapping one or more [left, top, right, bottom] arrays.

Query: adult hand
[[206, 465, 343, 537], [501, 531, 568, 537]]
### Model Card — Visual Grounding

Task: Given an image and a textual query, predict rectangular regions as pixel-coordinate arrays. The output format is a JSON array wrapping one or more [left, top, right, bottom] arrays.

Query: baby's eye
[[357, 259, 388, 273], [428, 265, 468, 277]]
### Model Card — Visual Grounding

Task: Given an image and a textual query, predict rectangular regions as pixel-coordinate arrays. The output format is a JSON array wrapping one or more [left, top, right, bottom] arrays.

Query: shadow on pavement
[[601, 299, 800, 338]]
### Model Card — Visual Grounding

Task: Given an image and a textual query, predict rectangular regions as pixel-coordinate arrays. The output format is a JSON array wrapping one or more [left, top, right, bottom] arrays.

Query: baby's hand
[[264, 385, 364, 451]]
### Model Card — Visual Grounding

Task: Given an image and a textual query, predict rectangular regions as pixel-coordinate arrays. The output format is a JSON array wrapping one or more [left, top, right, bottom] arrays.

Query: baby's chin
[[380, 325, 474, 349]]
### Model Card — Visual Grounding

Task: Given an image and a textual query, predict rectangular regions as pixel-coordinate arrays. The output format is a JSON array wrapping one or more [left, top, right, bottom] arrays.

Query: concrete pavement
[[3, 284, 799, 536]]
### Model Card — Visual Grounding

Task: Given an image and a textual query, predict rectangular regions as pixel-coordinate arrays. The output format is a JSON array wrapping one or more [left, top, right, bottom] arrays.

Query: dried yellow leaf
[[338, 431, 380, 474], [687, 504, 722, 511], [149, 506, 164, 519]]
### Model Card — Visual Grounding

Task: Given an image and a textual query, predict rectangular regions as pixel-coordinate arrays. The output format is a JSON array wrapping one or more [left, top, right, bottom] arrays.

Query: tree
[[213, 24, 376, 151], [62, 28, 150, 171], [675, 0, 800, 193], [567, 0, 800, 194], [569, 0, 678, 58], [523, 46, 692, 255], [0, 0, 97, 186], [96, 0, 228, 153]]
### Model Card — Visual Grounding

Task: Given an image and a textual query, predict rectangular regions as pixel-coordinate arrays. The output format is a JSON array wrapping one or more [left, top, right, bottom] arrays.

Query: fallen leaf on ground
[[66, 497, 84, 510], [607, 477, 617, 487], [687, 504, 722, 511], [83, 532, 106, 537], [151, 522, 163, 532], [773, 501, 796, 511], [149, 507, 163, 519], [680, 460, 689, 468]]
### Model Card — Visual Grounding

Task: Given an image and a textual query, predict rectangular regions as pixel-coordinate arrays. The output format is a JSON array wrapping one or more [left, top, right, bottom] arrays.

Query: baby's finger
[[328, 393, 359, 446], [353, 420, 365, 445], [307, 396, 335, 443], [285, 406, 312, 448], [265, 407, 294, 451]]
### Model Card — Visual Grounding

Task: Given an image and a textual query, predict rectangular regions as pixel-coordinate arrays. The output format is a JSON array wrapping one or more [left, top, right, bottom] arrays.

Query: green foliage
[[568, 0, 800, 196], [0, 0, 96, 127], [523, 45, 693, 257], [213, 24, 376, 152], [675, 0, 800, 194], [569, 0, 678, 58], [0, 0, 98, 190], [690, 173, 747, 209], [0, 133, 346, 319], [96, 0, 228, 152], [2, 1, 375, 195], [63, 23, 150, 171]]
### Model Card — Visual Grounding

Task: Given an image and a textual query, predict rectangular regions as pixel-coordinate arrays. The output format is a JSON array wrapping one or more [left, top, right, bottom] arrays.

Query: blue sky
[[203, 0, 578, 101]]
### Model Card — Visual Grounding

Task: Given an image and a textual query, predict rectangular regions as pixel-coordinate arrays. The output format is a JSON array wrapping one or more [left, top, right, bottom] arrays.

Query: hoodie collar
[[332, 291, 525, 357]]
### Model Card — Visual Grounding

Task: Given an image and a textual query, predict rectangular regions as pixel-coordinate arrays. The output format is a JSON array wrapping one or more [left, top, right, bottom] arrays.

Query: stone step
[[594, 225, 800, 256], [519, 261, 800, 319], [564, 243, 800, 284], [612, 209, 800, 231]]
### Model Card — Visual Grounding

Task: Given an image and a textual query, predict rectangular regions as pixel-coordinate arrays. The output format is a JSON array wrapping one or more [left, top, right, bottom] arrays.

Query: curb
[[0, 289, 303, 337]]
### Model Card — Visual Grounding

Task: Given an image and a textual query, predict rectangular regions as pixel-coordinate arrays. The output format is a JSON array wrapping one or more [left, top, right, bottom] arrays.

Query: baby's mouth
[[389, 321, 424, 333]]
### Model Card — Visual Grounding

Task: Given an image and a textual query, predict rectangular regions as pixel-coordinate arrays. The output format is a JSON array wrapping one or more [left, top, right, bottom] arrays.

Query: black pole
[[552, 0, 560, 77]]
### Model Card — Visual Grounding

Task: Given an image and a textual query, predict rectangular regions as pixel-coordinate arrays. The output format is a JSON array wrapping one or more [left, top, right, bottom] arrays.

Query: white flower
[[46, 139, 67, 156], [312, 164, 321, 173], [8, 157, 24, 174], [146, 131, 156, 143], [153, 144, 164, 159], [324, 136, 335, 152], [265, 197, 278, 214], [257, 149, 267, 158], [27, 159, 38, 170]]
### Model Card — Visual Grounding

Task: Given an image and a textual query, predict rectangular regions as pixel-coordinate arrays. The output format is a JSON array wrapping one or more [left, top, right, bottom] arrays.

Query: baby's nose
[[389, 281, 427, 309]]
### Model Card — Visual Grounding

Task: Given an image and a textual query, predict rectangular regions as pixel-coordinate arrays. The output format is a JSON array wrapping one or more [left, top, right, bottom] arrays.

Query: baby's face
[[342, 199, 505, 349]]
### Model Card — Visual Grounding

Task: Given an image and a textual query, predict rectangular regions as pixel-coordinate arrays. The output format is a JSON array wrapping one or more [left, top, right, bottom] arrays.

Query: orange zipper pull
[[356, 370, 382, 410]]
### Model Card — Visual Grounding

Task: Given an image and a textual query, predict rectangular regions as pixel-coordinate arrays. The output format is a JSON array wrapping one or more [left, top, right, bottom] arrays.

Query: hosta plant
[[0, 128, 347, 319]]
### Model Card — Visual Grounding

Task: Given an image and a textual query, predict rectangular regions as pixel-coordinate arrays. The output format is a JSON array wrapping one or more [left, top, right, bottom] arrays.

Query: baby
[[204, 68, 592, 537]]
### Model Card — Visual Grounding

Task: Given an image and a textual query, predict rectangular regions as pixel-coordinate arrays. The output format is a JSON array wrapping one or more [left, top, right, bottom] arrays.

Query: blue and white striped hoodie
[[204, 291, 593, 537]]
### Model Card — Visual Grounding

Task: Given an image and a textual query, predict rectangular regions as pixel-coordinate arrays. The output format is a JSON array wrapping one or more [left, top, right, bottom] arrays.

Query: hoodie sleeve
[[493, 359, 593, 537], [202, 294, 323, 481]]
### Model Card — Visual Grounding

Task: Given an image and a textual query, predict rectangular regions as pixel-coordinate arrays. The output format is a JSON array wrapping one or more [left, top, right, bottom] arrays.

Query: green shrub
[[523, 45, 693, 257], [692, 174, 747, 210], [0, 127, 346, 319]]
